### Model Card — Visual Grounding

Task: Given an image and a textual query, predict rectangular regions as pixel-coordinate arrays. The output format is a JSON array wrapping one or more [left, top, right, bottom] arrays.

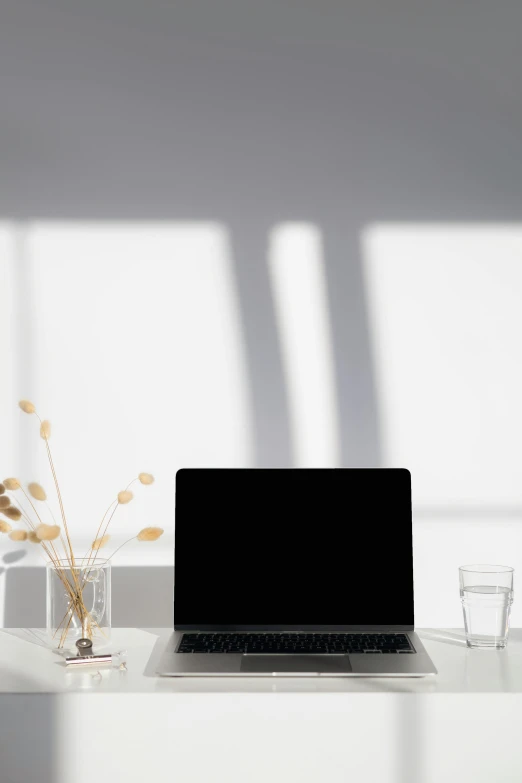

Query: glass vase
[[46, 558, 111, 650]]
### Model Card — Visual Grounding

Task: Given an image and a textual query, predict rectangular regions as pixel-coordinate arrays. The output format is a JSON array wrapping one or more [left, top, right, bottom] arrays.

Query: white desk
[[1, 628, 521, 783]]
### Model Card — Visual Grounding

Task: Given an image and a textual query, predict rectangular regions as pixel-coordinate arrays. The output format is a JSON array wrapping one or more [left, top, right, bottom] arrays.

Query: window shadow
[[320, 215, 381, 467], [227, 218, 292, 466], [0, 695, 57, 783], [3, 566, 174, 628]]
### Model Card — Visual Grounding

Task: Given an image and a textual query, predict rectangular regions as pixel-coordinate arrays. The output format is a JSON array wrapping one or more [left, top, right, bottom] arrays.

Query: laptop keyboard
[[178, 632, 415, 654]]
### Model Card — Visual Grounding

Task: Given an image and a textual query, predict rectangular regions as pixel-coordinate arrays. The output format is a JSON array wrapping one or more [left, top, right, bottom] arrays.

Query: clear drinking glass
[[46, 558, 111, 650], [459, 564, 513, 649]]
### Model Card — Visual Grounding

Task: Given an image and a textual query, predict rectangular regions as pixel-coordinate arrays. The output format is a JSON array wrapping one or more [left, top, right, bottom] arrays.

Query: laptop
[[157, 467, 437, 676]]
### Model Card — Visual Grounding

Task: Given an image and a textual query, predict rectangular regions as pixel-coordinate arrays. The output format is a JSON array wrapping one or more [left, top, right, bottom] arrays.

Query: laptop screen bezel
[[173, 468, 415, 632]]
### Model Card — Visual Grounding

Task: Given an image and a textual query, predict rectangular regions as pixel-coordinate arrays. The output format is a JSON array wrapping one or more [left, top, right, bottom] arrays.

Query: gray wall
[[2, 0, 522, 627], [3, 0, 522, 464], [3, 566, 173, 628]]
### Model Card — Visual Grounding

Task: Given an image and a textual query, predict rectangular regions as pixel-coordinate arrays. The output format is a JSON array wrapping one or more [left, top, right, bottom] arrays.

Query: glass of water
[[459, 564, 514, 649]]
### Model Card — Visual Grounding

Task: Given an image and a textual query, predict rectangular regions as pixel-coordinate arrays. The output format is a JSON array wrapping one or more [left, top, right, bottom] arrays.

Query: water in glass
[[461, 584, 512, 648]]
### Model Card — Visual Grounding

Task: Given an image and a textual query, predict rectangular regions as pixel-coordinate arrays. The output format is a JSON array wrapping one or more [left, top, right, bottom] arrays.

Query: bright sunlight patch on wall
[[362, 224, 522, 508], [0, 222, 253, 564], [269, 223, 340, 467]]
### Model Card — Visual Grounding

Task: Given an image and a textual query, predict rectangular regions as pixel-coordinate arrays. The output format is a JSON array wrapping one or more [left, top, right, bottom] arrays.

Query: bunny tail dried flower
[[19, 399, 36, 414], [40, 420, 51, 440], [28, 482, 47, 501], [3, 506, 22, 521], [138, 473, 155, 485], [3, 478, 20, 490], [9, 529, 27, 541], [36, 523, 61, 541], [117, 490, 134, 504], [92, 534, 110, 550], [137, 527, 164, 542], [28, 530, 40, 544], [0, 521, 12, 533], [0, 483, 5, 495], [0, 497, 10, 509]]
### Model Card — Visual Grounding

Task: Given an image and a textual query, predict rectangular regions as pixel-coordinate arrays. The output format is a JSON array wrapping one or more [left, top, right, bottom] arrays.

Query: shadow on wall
[[5, 2, 522, 472], [2, 0, 522, 634], [5, 4, 522, 470], [3, 567, 174, 628]]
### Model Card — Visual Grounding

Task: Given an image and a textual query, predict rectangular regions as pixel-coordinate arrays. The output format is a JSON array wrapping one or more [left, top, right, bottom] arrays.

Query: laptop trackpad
[[240, 655, 351, 674]]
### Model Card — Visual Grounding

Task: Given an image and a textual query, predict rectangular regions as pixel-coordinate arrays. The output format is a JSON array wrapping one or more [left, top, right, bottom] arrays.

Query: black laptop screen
[[174, 468, 414, 630]]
